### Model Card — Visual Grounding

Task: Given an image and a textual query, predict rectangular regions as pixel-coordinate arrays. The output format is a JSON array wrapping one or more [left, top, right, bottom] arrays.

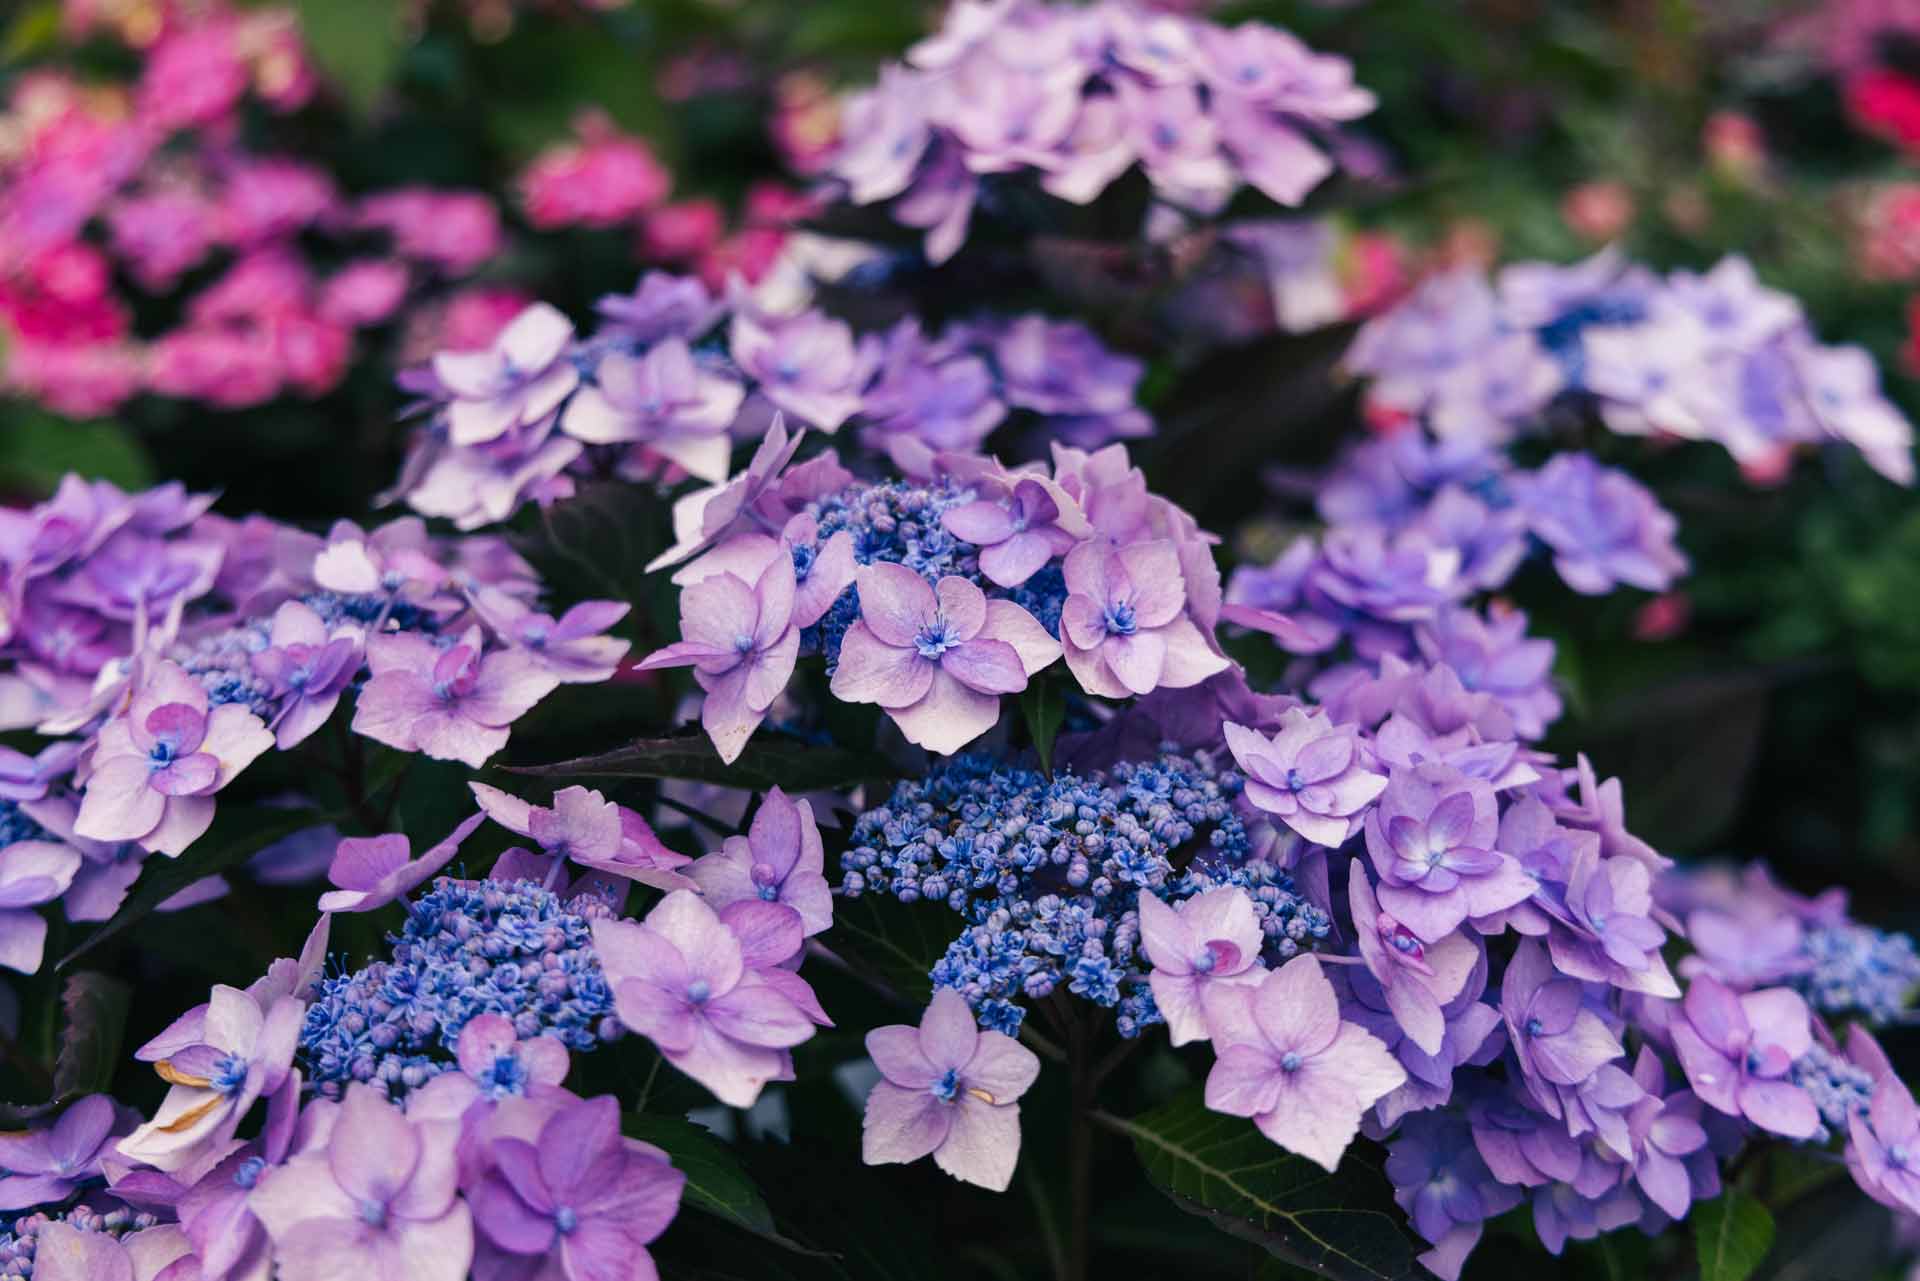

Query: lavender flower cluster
[[640, 432, 1229, 761], [392, 272, 1152, 530], [1347, 250, 1918, 484], [0, 476, 627, 981], [828, 0, 1375, 262], [843, 747, 1330, 1038]]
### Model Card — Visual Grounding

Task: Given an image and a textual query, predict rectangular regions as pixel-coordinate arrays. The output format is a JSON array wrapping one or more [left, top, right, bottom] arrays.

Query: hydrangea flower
[[248, 600, 361, 750], [1669, 976, 1820, 1139], [940, 476, 1086, 589], [593, 890, 820, 1107], [1848, 1074, 1920, 1216], [432, 302, 579, 447], [21, 1221, 192, 1281], [0, 1096, 126, 1211], [830, 563, 1060, 754], [0, 838, 81, 974], [317, 812, 487, 913], [75, 660, 275, 856], [1362, 763, 1534, 941], [117, 985, 303, 1175], [352, 632, 559, 769], [470, 1094, 685, 1281], [861, 987, 1041, 1191], [1385, 1112, 1524, 1281], [1137, 887, 1266, 1046], [729, 311, 871, 431], [686, 786, 832, 936], [248, 1084, 472, 1281], [636, 550, 798, 762], [1060, 540, 1229, 699], [479, 599, 632, 686], [1348, 870, 1481, 1057], [1498, 940, 1624, 1106], [470, 783, 693, 892], [1516, 455, 1689, 596], [1223, 709, 1386, 848], [1201, 954, 1406, 1171], [558, 338, 745, 484]]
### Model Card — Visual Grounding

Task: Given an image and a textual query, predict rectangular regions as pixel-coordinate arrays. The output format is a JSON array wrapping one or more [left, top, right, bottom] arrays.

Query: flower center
[[733, 632, 756, 655], [914, 618, 958, 660], [1103, 601, 1137, 636], [555, 1206, 578, 1234], [931, 1067, 962, 1103], [1279, 1052, 1302, 1073], [1285, 768, 1306, 792], [358, 1198, 388, 1228], [686, 979, 711, 1005], [1525, 1017, 1546, 1038], [234, 1156, 267, 1190]]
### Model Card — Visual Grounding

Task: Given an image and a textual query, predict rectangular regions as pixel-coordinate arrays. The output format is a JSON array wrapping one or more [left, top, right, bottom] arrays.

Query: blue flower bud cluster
[[1794, 922, 1920, 1024], [842, 748, 1330, 1038], [296, 875, 617, 1101], [1790, 1043, 1877, 1145], [799, 479, 983, 673], [0, 800, 51, 850], [0, 1206, 158, 1278]]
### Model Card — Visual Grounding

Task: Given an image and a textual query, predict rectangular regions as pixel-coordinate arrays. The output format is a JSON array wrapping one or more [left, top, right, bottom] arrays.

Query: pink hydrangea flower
[[940, 476, 1088, 588], [431, 303, 579, 447], [729, 310, 872, 431], [830, 562, 1060, 755], [1223, 708, 1386, 848], [351, 631, 559, 768], [469, 782, 693, 892], [1348, 870, 1480, 1057], [317, 812, 487, 913], [75, 660, 275, 857], [248, 1084, 473, 1281], [592, 891, 821, 1108], [558, 336, 745, 483], [28, 1222, 194, 1281], [636, 551, 798, 763], [1138, 887, 1266, 1046], [1060, 539, 1230, 699], [249, 599, 362, 749], [687, 785, 832, 936], [519, 114, 670, 230], [861, 987, 1041, 1192], [1670, 975, 1819, 1139], [1200, 954, 1406, 1171]]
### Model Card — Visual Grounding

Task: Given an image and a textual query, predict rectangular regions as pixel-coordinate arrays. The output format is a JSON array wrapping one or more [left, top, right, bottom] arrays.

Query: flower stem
[[1066, 1003, 1094, 1281]]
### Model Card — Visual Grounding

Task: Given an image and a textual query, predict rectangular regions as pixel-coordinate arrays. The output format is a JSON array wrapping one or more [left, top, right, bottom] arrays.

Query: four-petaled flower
[[1060, 539, 1229, 698], [250, 599, 362, 749], [471, 782, 693, 891], [432, 302, 579, 447], [1201, 954, 1406, 1172], [861, 987, 1042, 1191], [1224, 708, 1386, 848], [1669, 974, 1819, 1139], [687, 785, 833, 937], [1137, 887, 1266, 1046], [353, 631, 559, 769], [830, 562, 1060, 755], [941, 477, 1086, 588], [1361, 762, 1534, 941]]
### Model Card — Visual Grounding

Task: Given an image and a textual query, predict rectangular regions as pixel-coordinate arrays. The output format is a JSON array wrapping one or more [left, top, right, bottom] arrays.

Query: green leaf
[[0, 411, 152, 493], [292, 0, 404, 116], [1021, 679, 1066, 776], [507, 731, 900, 794], [0, 972, 131, 1122], [621, 1114, 822, 1256], [1, 2, 60, 64], [1105, 1090, 1417, 1281], [58, 806, 326, 969], [1693, 1189, 1774, 1281], [821, 892, 952, 1004]]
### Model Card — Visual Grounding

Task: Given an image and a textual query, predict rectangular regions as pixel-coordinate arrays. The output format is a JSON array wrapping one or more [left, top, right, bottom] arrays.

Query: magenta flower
[[687, 786, 832, 936], [470, 1094, 685, 1281], [1138, 887, 1266, 1046], [470, 782, 693, 891], [1224, 709, 1386, 848], [1060, 539, 1229, 699], [250, 599, 361, 749], [75, 659, 275, 857], [941, 476, 1087, 588], [352, 631, 559, 769], [1669, 975, 1819, 1139], [1849, 1075, 1920, 1216], [830, 562, 1060, 755], [1348, 871, 1481, 1057], [248, 1083, 472, 1281], [593, 890, 819, 1107], [1498, 941, 1624, 1108], [560, 338, 745, 483], [862, 987, 1041, 1191], [1360, 762, 1534, 941], [0, 837, 81, 974], [0, 1095, 125, 1210], [729, 310, 872, 431], [1201, 954, 1406, 1171], [636, 551, 798, 763], [317, 811, 487, 913], [118, 985, 304, 1175], [431, 302, 579, 447]]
